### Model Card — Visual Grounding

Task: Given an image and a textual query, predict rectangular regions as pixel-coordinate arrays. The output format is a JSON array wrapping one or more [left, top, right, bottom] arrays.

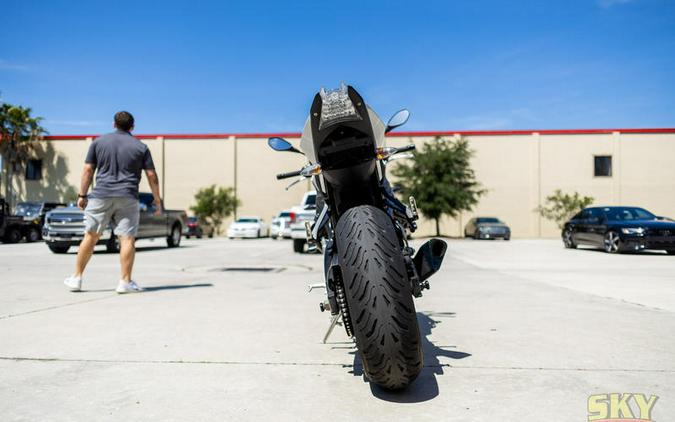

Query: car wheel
[[106, 236, 120, 253], [504, 235, 510, 241], [562, 229, 576, 249], [167, 224, 181, 247], [25, 227, 41, 242], [3, 227, 22, 243], [603, 231, 621, 254], [48, 244, 70, 254], [293, 239, 305, 253], [473, 232, 480, 240]]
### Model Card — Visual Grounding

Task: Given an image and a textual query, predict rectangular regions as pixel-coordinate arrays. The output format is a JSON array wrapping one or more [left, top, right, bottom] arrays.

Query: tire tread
[[335, 205, 422, 390]]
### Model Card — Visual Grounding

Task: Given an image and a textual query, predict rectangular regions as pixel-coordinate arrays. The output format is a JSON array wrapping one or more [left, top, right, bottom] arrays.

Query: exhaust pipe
[[413, 239, 447, 282]]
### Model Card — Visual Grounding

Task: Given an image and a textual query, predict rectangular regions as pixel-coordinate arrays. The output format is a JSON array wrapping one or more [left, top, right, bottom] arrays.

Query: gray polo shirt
[[85, 130, 155, 199]]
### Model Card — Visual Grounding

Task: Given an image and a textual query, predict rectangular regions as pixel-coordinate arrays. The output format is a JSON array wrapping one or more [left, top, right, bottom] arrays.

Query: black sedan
[[464, 217, 511, 240], [562, 206, 675, 254]]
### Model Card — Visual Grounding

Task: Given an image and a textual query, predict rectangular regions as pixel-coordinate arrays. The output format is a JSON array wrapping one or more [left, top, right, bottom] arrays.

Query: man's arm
[[77, 164, 95, 210], [145, 169, 162, 215]]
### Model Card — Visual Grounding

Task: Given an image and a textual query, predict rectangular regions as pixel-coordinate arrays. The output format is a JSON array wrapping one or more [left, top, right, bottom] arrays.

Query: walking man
[[64, 111, 162, 293]]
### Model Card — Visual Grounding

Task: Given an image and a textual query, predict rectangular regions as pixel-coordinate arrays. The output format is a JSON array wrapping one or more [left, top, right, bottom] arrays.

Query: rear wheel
[[293, 239, 305, 253], [3, 227, 22, 243], [167, 224, 182, 247], [106, 236, 120, 253], [563, 229, 576, 249], [335, 205, 422, 390], [25, 227, 41, 242], [603, 231, 621, 254]]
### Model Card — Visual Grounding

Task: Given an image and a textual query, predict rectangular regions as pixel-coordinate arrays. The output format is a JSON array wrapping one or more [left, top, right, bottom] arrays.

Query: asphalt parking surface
[[1, 237, 674, 421]]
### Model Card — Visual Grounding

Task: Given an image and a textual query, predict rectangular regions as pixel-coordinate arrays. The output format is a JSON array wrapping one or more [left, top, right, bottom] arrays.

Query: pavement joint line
[[0, 357, 672, 373], [0, 294, 117, 320]]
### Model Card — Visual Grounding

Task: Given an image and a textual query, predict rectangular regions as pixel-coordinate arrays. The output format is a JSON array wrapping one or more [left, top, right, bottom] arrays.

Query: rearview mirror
[[385, 109, 410, 133], [268, 137, 303, 154]]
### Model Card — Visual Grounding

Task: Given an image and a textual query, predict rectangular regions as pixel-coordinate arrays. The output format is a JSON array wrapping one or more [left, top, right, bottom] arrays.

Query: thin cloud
[[0, 59, 29, 71], [598, 0, 635, 8]]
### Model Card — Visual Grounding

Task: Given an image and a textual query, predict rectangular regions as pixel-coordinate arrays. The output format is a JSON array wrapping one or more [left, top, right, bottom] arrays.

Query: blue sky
[[1, 0, 674, 135]]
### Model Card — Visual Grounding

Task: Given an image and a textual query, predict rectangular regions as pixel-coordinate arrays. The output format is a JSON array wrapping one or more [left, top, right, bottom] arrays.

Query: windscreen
[[15, 203, 41, 216], [236, 218, 259, 223]]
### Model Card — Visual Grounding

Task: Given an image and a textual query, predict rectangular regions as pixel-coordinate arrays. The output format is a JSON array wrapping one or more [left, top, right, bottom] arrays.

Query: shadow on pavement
[[575, 246, 673, 256], [350, 311, 471, 403], [142, 283, 214, 292], [80, 283, 213, 293], [89, 244, 196, 254]]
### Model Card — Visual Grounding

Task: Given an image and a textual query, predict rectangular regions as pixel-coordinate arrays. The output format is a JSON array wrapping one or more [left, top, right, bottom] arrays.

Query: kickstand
[[322, 314, 342, 344]]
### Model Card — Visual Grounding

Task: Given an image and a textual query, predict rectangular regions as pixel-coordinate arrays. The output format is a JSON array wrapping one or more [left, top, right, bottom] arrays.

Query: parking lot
[[1, 237, 674, 421]]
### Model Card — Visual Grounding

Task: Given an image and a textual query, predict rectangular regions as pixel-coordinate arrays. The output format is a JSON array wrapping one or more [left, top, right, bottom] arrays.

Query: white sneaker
[[64, 276, 82, 292], [116, 280, 144, 294]]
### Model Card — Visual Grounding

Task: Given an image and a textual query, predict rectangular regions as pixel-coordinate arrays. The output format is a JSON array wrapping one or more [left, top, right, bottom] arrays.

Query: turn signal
[[376, 147, 396, 160]]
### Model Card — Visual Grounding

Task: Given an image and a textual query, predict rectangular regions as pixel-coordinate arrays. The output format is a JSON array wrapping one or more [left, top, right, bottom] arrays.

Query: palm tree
[[0, 103, 47, 207]]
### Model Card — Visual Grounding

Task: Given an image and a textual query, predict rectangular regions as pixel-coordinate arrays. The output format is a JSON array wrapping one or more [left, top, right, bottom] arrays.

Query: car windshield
[[305, 194, 316, 207], [15, 203, 41, 216], [604, 207, 656, 221], [477, 218, 500, 224], [237, 218, 259, 223], [279, 212, 291, 218]]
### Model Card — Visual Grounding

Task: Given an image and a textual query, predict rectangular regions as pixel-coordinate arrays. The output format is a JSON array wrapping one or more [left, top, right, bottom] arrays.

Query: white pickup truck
[[289, 190, 317, 253]]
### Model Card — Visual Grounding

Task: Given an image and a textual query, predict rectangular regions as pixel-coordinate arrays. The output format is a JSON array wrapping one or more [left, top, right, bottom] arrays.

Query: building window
[[594, 155, 612, 177], [26, 159, 42, 180]]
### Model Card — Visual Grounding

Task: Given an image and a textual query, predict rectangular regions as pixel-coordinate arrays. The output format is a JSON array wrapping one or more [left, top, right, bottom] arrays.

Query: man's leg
[[74, 231, 101, 278], [118, 236, 136, 282]]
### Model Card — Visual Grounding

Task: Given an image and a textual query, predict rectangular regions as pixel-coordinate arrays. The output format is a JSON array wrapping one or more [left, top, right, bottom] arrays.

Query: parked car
[[465, 217, 511, 240], [562, 206, 675, 254], [14, 201, 66, 241], [270, 210, 295, 239], [15, 201, 66, 225], [227, 216, 269, 239], [185, 216, 214, 239], [42, 193, 188, 254], [289, 191, 317, 253], [1, 198, 43, 243]]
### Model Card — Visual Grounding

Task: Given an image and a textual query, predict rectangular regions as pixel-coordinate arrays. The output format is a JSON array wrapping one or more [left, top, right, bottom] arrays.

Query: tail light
[[289, 212, 296, 223]]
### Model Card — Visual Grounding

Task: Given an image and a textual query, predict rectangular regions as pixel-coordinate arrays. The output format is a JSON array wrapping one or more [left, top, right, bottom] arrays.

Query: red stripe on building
[[41, 128, 675, 141]]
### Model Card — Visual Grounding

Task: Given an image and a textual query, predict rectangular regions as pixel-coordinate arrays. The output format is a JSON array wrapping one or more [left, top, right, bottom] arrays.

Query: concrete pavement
[[1, 238, 673, 421]]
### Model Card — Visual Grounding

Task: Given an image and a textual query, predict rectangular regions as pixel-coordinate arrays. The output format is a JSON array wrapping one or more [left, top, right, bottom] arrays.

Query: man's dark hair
[[114, 111, 135, 132]]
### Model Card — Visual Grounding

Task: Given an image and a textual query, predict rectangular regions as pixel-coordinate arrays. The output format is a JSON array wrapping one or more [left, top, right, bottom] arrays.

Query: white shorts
[[84, 197, 140, 237]]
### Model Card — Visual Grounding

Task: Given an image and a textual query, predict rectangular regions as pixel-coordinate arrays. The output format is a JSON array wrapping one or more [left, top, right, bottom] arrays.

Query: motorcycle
[[268, 83, 447, 390]]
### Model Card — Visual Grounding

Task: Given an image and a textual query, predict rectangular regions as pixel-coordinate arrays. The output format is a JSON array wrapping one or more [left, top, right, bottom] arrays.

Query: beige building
[[4, 128, 675, 238]]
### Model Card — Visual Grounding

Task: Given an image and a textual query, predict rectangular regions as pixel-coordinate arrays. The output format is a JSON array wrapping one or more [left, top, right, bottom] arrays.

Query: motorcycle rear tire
[[335, 205, 422, 390]]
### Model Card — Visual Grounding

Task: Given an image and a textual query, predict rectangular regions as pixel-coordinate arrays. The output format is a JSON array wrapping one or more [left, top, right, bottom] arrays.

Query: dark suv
[[0, 198, 43, 243], [562, 206, 675, 254]]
